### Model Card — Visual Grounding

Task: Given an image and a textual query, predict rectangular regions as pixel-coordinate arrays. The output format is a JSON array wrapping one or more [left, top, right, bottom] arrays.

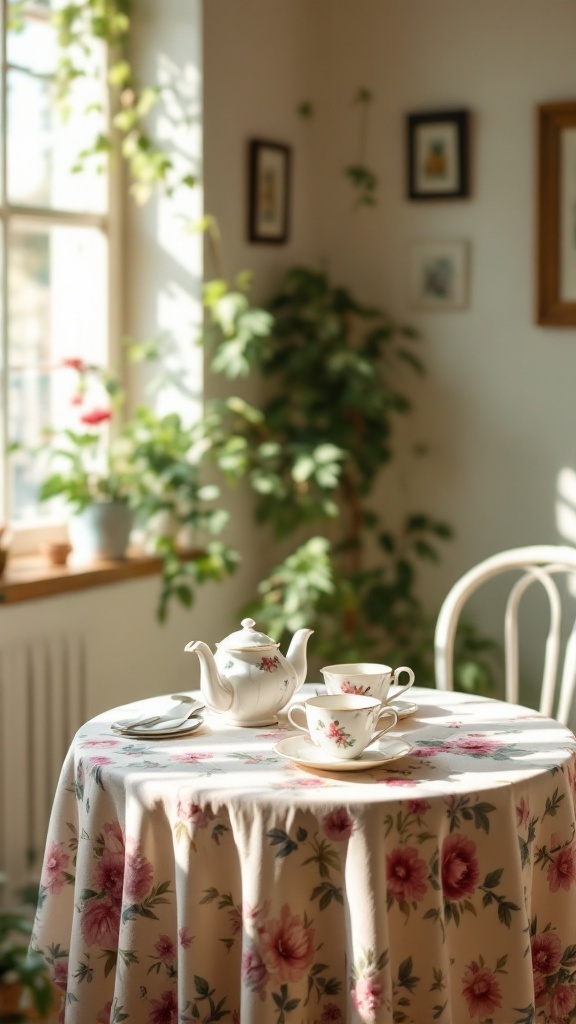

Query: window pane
[[8, 222, 108, 522], [7, 68, 107, 212], [7, 3, 57, 75]]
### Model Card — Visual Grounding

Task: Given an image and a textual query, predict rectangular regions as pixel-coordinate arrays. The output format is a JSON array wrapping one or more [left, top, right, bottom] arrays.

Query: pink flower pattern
[[386, 845, 428, 902], [462, 961, 502, 1018], [323, 808, 355, 841], [441, 834, 480, 901], [352, 971, 384, 1020], [341, 680, 368, 694], [547, 845, 576, 892], [260, 904, 315, 982], [32, 690, 576, 1024]]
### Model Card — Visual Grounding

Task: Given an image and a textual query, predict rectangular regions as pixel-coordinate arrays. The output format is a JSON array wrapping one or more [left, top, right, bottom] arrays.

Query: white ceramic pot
[[69, 501, 134, 561]]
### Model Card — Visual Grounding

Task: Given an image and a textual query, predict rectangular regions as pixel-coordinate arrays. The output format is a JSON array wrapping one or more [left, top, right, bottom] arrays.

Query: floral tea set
[[185, 618, 415, 762]]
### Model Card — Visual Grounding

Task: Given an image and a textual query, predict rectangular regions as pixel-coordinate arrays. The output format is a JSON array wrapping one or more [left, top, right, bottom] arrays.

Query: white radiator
[[0, 635, 86, 893]]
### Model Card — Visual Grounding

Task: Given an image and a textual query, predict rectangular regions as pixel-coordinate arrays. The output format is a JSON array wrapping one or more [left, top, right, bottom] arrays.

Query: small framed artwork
[[406, 110, 470, 200], [248, 139, 291, 244], [409, 240, 470, 311], [537, 101, 576, 326]]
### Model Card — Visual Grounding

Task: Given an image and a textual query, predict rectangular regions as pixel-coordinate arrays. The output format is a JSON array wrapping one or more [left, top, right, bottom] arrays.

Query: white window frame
[[0, 0, 122, 554]]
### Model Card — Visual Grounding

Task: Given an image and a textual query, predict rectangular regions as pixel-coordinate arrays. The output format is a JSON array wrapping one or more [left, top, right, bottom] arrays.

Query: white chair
[[434, 545, 576, 724]]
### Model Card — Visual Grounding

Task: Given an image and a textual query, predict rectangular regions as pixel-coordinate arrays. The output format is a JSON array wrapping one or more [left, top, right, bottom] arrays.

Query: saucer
[[274, 735, 412, 771], [387, 700, 418, 719], [112, 716, 204, 739]]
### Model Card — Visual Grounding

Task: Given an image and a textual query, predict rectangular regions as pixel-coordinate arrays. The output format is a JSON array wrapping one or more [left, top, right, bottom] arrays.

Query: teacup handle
[[372, 706, 399, 742], [288, 703, 309, 734], [390, 666, 415, 699]]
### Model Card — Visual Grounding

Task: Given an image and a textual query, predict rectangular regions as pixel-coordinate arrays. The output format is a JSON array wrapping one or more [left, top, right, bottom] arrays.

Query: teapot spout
[[184, 640, 233, 713], [286, 628, 314, 692]]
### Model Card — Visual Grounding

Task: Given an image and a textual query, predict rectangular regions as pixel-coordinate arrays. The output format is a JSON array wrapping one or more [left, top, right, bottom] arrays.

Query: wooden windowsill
[[0, 552, 164, 605]]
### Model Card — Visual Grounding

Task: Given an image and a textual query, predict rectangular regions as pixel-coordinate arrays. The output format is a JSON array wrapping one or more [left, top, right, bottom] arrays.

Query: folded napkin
[[111, 715, 204, 737], [111, 697, 205, 734]]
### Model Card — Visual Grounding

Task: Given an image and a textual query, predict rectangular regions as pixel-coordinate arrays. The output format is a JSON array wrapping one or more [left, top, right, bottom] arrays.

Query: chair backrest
[[434, 545, 576, 724]]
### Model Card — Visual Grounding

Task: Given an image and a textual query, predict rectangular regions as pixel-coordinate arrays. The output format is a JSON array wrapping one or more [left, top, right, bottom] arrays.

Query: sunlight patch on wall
[[556, 467, 576, 595]]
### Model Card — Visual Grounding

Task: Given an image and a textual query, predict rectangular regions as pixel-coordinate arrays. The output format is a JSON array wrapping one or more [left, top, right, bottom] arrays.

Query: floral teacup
[[320, 662, 415, 705], [287, 694, 398, 760]]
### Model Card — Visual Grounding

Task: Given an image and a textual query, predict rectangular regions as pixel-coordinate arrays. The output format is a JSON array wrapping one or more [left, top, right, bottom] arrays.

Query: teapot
[[184, 618, 313, 727]]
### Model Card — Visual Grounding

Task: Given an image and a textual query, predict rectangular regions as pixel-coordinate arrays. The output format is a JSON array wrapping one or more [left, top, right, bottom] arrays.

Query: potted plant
[[0, 877, 55, 1022], [32, 354, 239, 620]]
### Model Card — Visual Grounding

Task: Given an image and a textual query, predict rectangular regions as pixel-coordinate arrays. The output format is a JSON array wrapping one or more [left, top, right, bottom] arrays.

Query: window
[[1, 0, 115, 543]]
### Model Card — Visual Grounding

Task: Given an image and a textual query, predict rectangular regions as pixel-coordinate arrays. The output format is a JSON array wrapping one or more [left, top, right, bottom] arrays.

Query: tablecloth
[[32, 686, 576, 1024]]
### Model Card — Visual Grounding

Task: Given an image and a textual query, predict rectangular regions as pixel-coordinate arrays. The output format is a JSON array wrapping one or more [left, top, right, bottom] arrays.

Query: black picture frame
[[248, 139, 291, 244], [406, 110, 470, 200]]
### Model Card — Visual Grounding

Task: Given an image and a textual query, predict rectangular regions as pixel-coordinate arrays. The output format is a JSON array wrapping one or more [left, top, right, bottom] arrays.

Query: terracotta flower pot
[[41, 541, 72, 567]]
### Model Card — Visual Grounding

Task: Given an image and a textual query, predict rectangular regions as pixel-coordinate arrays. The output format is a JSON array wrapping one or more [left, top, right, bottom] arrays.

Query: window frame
[[0, 0, 122, 553]]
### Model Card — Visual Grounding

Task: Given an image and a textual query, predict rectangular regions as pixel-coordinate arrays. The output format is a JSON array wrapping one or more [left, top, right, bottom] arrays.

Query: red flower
[[323, 808, 355, 841], [94, 848, 124, 901], [408, 799, 429, 815], [177, 800, 210, 828], [80, 407, 112, 425], [259, 655, 279, 672], [531, 930, 563, 975], [326, 722, 347, 746], [148, 989, 177, 1024], [549, 983, 576, 1019], [341, 680, 367, 694], [386, 845, 428, 902], [154, 934, 176, 963], [462, 962, 502, 1018], [81, 895, 120, 947], [547, 845, 576, 892], [62, 357, 85, 372], [71, 393, 84, 406], [441, 834, 479, 901], [320, 1004, 343, 1022]]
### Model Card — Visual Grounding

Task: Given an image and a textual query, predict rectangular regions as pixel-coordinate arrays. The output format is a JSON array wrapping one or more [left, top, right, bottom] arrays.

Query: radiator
[[0, 635, 86, 894]]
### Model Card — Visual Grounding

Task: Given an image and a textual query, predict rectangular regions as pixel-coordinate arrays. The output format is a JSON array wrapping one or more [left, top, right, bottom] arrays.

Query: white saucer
[[112, 716, 204, 739], [387, 700, 418, 719], [274, 735, 412, 771]]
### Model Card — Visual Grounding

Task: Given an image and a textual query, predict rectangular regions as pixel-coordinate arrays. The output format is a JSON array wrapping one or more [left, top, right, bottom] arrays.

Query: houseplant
[[34, 354, 239, 620], [0, 877, 55, 1022]]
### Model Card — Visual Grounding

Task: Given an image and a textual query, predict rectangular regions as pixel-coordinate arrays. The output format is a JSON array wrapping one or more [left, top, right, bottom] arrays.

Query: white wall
[[307, 0, 576, 701]]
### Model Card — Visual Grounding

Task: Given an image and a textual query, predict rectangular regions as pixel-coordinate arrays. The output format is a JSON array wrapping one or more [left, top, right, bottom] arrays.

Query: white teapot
[[184, 618, 313, 727]]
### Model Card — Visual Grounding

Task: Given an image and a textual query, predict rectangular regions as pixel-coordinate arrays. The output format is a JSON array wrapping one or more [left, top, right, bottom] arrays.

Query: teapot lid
[[217, 618, 279, 651]]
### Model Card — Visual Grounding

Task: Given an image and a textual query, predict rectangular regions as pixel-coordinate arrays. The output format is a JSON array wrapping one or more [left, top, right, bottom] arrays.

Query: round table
[[32, 685, 576, 1024]]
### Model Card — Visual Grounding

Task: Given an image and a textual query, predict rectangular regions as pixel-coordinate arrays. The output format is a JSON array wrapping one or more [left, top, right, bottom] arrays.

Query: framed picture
[[406, 110, 470, 200], [537, 101, 576, 326], [248, 139, 291, 244], [408, 240, 470, 311]]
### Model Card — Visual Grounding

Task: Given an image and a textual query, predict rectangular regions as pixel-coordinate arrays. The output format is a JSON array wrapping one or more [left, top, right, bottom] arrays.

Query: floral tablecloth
[[32, 686, 576, 1024]]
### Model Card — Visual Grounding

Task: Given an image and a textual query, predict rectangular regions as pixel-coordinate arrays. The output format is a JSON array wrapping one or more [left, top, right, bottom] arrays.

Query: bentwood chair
[[434, 545, 576, 725]]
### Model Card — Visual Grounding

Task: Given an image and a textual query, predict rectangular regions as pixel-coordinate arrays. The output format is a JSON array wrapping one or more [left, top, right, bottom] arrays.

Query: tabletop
[[32, 685, 576, 1024]]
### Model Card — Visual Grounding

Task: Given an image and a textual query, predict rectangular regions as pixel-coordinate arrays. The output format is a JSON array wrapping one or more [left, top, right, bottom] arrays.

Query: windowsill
[[0, 552, 164, 605]]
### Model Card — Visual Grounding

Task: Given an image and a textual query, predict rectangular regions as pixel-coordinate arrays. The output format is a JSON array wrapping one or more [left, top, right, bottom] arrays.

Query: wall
[[308, 0, 576, 702]]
